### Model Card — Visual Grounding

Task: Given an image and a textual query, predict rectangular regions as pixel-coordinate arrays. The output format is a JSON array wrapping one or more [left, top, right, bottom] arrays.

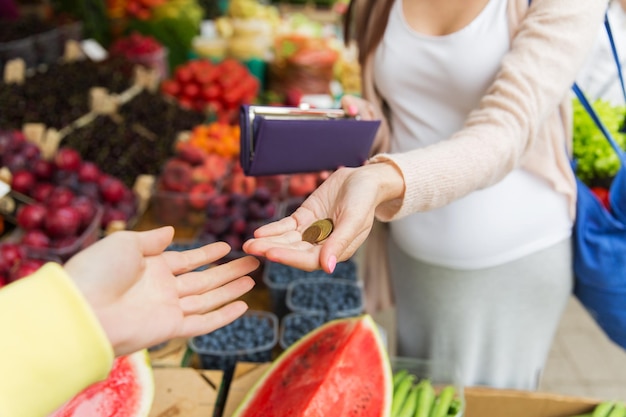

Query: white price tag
[[81, 39, 108, 62], [0, 180, 9, 199]]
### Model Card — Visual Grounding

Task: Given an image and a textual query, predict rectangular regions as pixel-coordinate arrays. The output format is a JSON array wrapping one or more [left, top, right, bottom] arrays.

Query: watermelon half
[[232, 314, 392, 417], [49, 349, 154, 417]]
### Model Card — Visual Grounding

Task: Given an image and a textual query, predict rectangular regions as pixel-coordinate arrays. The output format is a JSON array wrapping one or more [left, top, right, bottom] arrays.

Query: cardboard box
[[220, 362, 600, 417], [150, 367, 223, 417], [464, 387, 598, 417]]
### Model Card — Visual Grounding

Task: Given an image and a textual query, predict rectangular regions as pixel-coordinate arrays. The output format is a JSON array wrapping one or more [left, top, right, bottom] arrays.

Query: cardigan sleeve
[[0, 262, 114, 417], [370, 0, 608, 221]]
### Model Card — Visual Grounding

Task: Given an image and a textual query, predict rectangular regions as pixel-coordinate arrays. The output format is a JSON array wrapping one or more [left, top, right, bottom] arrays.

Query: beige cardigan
[[359, 0, 609, 313]]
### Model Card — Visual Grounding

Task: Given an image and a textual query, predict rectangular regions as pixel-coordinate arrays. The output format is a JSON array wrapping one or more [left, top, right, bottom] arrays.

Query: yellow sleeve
[[0, 262, 114, 417]]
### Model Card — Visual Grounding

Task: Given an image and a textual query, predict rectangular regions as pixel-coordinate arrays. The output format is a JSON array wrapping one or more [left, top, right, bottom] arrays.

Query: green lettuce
[[572, 98, 626, 186]]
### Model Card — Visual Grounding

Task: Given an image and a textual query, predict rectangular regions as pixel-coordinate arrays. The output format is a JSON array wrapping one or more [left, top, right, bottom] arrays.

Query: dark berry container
[[263, 259, 359, 319], [286, 277, 364, 318], [279, 311, 332, 350], [188, 310, 278, 372]]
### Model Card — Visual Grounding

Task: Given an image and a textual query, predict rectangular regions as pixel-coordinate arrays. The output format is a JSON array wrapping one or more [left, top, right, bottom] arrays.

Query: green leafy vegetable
[[572, 98, 626, 186]]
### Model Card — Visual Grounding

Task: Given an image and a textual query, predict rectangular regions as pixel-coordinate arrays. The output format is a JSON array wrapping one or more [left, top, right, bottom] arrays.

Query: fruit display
[[109, 32, 169, 80], [390, 370, 462, 417], [279, 311, 332, 349], [0, 242, 61, 287], [230, 314, 392, 417], [0, 57, 137, 130], [196, 186, 281, 252], [160, 58, 260, 123], [60, 90, 206, 188], [126, 0, 204, 70], [188, 310, 278, 371], [187, 121, 241, 159], [2, 128, 141, 239], [49, 349, 154, 417], [263, 259, 358, 318], [269, 34, 340, 98], [152, 145, 230, 227], [286, 277, 364, 317]]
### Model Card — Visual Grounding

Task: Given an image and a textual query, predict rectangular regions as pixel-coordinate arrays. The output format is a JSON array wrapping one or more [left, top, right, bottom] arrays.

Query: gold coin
[[302, 219, 334, 244]]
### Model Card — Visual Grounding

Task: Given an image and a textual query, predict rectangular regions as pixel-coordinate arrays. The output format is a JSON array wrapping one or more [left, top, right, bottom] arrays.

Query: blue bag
[[570, 15, 626, 349]]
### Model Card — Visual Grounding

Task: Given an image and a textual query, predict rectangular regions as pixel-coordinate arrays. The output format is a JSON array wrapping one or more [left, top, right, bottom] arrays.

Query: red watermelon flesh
[[232, 314, 392, 417], [49, 349, 154, 417]]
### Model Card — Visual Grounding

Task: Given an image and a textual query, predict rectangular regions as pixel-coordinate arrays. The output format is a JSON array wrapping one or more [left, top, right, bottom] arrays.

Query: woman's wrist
[[361, 160, 405, 206]]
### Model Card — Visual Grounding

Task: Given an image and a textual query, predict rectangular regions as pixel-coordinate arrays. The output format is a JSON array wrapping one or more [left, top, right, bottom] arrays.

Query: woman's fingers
[[176, 255, 260, 297], [179, 276, 255, 315], [251, 216, 298, 238], [340, 95, 376, 120], [163, 241, 231, 275], [264, 246, 323, 271]]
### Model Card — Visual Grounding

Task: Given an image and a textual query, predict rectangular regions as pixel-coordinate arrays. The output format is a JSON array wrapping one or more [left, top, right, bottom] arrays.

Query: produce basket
[[262, 258, 359, 318], [286, 277, 364, 317], [188, 310, 278, 372], [9, 204, 103, 262]]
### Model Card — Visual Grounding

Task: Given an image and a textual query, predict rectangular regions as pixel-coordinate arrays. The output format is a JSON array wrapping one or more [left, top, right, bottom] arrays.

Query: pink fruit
[[78, 161, 101, 183], [16, 203, 47, 230], [54, 147, 82, 171], [0, 243, 26, 275], [99, 176, 126, 204], [45, 206, 82, 238], [10, 170, 36, 195], [20, 229, 51, 248], [46, 186, 75, 208], [160, 159, 193, 192], [31, 182, 55, 203], [32, 159, 55, 180]]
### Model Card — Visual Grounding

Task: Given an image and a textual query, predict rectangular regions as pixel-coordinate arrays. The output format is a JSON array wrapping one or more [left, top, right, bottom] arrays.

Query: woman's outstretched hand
[[64, 226, 259, 356], [243, 163, 404, 273]]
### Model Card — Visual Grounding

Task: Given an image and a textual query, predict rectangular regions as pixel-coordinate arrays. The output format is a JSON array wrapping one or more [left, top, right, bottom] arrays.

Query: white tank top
[[374, 0, 572, 269]]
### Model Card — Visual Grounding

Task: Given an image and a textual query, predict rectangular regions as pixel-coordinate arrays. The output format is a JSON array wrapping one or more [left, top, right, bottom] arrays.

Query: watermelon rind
[[231, 314, 393, 417], [49, 349, 155, 417], [130, 349, 155, 417]]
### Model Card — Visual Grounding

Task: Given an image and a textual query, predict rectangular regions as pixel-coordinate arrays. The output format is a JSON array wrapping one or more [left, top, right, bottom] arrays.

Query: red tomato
[[202, 84, 221, 101], [183, 83, 200, 99], [591, 187, 611, 210], [175, 66, 193, 84]]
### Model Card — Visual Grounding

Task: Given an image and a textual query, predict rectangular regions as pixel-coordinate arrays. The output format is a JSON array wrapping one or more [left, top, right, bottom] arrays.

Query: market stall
[[1, 0, 625, 416]]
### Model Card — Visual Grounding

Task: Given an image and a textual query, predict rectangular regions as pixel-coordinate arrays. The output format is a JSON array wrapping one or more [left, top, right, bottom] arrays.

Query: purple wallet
[[239, 105, 381, 176]]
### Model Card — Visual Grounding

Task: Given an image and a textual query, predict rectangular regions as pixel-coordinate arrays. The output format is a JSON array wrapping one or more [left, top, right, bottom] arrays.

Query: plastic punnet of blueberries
[[279, 311, 335, 350], [265, 258, 358, 287], [188, 310, 278, 371], [286, 277, 364, 317], [263, 258, 359, 319]]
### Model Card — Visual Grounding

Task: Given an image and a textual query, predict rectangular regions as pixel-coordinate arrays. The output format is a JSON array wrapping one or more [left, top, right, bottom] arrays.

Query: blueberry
[[287, 279, 363, 316], [190, 312, 278, 371]]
